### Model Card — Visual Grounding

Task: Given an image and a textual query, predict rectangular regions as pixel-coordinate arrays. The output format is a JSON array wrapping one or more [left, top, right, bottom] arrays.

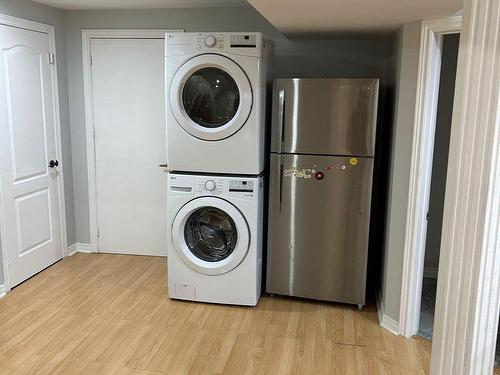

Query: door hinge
[[97, 228, 100, 238], [48, 53, 55, 65], [89, 54, 92, 66]]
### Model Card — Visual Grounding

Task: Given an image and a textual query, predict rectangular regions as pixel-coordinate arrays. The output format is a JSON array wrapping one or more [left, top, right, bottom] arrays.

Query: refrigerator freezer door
[[266, 153, 374, 304], [270, 78, 379, 157]]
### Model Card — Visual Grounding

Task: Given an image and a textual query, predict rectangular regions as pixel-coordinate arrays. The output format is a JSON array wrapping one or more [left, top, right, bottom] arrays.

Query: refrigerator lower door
[[266, 153, 374, 305]]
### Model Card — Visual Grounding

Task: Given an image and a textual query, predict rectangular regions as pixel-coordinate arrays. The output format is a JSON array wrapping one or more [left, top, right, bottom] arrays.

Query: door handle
[[273, 157, 283, 215], [277, 89, 285, 145], [48, 159, 59, 168]]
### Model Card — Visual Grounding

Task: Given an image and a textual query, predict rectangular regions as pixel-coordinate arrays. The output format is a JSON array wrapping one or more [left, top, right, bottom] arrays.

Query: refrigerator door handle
[[277, 89, 285, 145], [274, 157, 283, 215]]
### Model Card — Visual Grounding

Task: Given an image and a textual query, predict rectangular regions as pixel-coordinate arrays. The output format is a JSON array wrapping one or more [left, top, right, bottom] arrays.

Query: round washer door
[[170, 54, 253, 141], [172, 197, 250, 275]]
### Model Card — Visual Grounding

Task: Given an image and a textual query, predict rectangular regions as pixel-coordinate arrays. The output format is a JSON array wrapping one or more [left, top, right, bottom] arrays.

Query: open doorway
[[418, 33, 460, 339], [496, 327, 500, 369]]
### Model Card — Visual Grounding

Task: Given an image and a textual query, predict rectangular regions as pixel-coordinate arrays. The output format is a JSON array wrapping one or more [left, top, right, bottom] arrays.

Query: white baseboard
[[380, 312, 400, 335], [376, 290, 400, 335], [423, 266, 439, 279], [0, 284, 6, 299], [67, 243, 92, 256]]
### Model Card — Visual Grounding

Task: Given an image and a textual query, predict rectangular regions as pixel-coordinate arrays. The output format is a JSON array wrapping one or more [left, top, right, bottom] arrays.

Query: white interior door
[[0, 24, 63, 287], [91, 38, 167, 256]]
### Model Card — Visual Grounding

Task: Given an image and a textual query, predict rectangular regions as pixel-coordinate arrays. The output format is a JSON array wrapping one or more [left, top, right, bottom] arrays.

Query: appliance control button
[[205, 180, 216, 191], [205, 35, 216, 47], [315, 171, 325, 180]]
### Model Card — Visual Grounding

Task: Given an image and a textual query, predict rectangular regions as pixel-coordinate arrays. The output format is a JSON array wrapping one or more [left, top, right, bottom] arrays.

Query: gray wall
[[63, 7, 393, 243], [0, 0, 76, 285], [423, 34, 459, 275], [0, 4, 397, 301], [380, 21, 422, 322]]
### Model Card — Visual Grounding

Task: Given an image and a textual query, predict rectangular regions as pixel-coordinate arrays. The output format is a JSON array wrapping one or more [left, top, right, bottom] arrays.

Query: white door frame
[[430, 0, 500, 372], [399, 16, 462, 338], [82, 29, 182, 253], [0, 14, 67, 293]]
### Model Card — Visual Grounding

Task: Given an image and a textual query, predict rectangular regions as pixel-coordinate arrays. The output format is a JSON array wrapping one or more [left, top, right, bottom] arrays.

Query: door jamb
[[0, 13, 68, 293], [81, 29, 182, 253], [399, 16, 462, 337], [430, 0, 500, 371]]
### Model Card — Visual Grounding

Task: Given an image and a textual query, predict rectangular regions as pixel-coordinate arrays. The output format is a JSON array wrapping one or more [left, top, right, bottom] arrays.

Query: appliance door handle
[[274, 157, 283, 215], [277, 89, 285, 145]]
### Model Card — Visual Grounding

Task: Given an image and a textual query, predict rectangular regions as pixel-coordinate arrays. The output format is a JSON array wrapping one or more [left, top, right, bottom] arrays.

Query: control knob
[[205, 180, 216, 191], [205, 35, 217, 48]]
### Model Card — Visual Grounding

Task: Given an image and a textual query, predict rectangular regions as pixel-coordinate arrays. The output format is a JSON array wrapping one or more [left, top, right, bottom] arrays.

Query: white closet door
[[0, 25, 63, 287], [91, 38, 167, 256]]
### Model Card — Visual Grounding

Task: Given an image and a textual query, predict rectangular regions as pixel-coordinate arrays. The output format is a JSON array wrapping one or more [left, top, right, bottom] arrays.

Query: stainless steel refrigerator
[[266, 78, 379, 308]]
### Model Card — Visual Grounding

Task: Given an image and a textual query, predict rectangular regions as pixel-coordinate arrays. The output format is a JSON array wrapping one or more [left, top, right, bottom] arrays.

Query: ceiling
[[32, 0, 248, 10], [32, 0, 462, 33], [247, 0, 462, 33]]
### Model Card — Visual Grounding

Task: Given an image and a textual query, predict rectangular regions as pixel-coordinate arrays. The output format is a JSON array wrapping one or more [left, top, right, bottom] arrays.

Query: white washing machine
[[167, 172, 264, 306], [165, 32, 273, 175]]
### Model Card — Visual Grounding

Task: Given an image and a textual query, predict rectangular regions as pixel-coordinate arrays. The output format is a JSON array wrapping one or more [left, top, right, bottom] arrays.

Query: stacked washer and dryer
[[165, 32, 273, 306]]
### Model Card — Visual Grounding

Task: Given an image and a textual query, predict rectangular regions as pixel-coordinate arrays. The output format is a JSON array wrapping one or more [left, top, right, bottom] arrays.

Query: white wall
[[0, 0, 76, 284], [63, 7, 394, 244], [380, 21, 422, 322]]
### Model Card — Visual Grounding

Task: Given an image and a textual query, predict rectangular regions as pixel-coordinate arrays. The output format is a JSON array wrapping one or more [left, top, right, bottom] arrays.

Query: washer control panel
[[169, 173, 262, 200], [229, 180, 254, 193], [204, 180, 216, 191], [196, 178, 223, 194], [194, 177, 256, 195]]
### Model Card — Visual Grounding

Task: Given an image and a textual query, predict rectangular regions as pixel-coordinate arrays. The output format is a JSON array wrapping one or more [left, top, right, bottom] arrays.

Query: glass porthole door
[[182, 68, 240, 129], [184, 206, 238, 262], [170, 54, 253, 141], [172, 197, 250, 275]]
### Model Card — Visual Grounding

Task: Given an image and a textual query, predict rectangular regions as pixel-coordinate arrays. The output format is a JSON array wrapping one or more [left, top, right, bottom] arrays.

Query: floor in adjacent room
[[496, 339, 500, 369], [418, 277, 437, 340], [0, 253, 433, 374]]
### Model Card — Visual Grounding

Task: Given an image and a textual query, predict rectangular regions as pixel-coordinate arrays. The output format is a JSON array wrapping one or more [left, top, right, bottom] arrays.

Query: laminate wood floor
[[0, 253, 435, 374]]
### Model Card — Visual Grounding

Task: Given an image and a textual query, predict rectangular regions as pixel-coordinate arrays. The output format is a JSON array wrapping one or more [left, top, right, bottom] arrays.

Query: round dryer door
[[170, 54, 253, 141], [172, 197, 250, 275]]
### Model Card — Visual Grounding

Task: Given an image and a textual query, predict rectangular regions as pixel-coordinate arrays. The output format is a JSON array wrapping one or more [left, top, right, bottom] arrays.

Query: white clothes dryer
[[165, 32, 273, 174]]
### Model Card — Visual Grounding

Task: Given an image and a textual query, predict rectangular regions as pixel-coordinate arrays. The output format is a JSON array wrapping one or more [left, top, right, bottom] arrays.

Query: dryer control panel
[[195, 34, 225, 51], [166, 32, 272, 58]]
